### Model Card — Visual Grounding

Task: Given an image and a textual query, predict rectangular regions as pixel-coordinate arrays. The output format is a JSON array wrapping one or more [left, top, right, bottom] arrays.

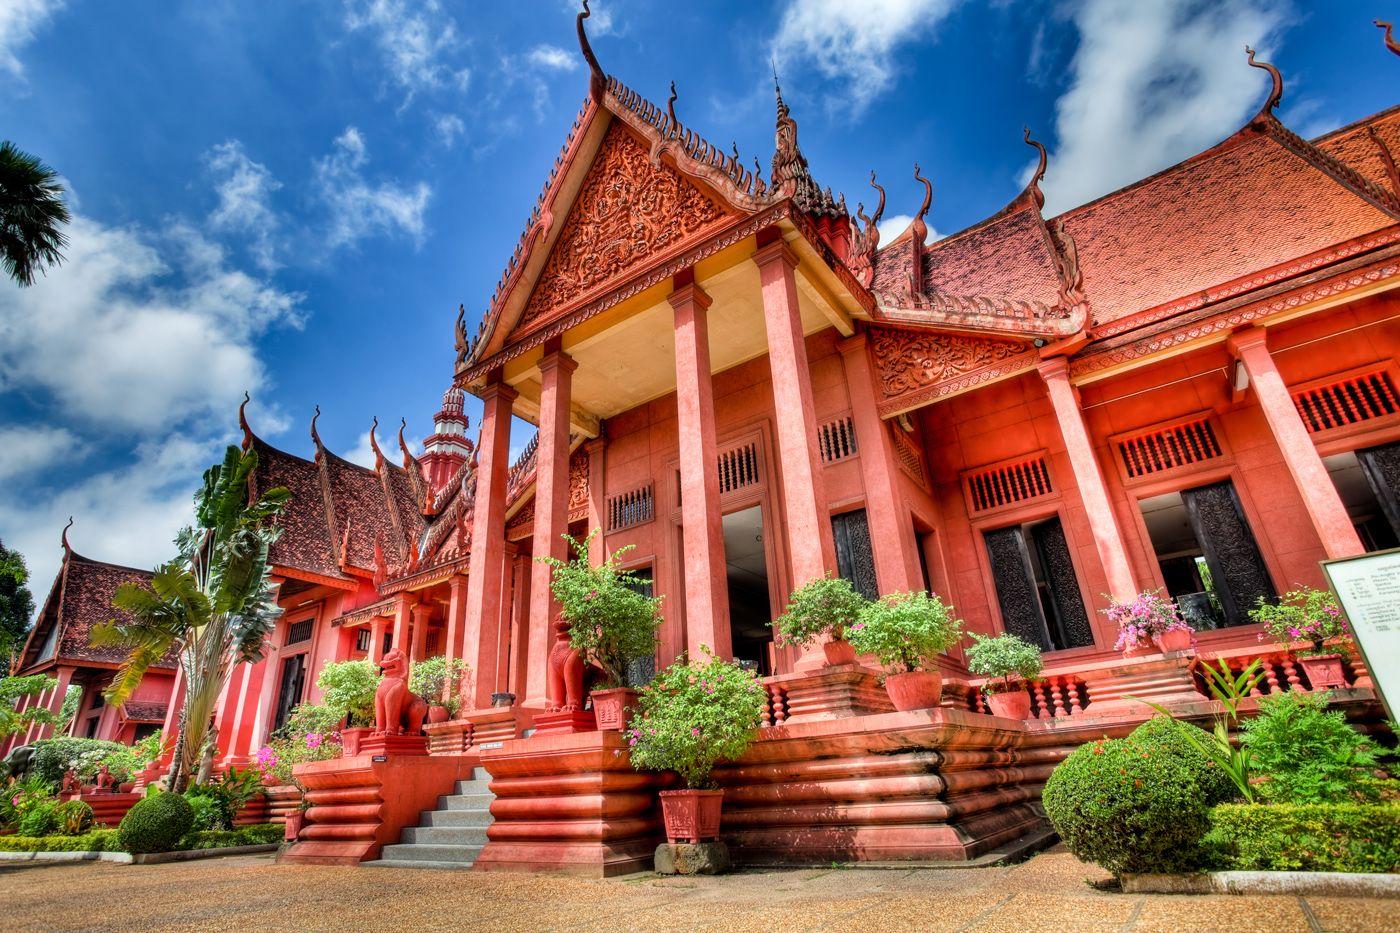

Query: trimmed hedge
[[1127, 716, 1236, 806], [1206, 803, 1400, 873], [177, 823, 283, 850], [118, 793, 194, 854], [0, 830, 118, 852]]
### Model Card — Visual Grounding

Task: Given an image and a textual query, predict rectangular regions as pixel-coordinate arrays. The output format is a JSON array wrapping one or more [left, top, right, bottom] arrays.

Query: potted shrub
[[1251, 587, 1351, 690], [408, 655, 470, 722], [1103, 589, 1194, 656], [538, 532, 662, 731], [847, 591, 963, 711], [965, 633, 1043, 720], [771, 576, 869, 666], [314, 659, 379, 750], [626, 650, 767, 844]]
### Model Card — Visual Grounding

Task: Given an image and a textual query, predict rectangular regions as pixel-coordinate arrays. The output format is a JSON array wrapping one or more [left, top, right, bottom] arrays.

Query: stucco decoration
[[520, 123, 727, 331], [869, 326, 1030, 413], [567, 449, 590, 518]]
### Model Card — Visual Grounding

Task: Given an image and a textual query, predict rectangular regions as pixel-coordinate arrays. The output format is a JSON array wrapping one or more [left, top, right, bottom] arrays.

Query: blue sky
[[0, 0, 1395, 596]]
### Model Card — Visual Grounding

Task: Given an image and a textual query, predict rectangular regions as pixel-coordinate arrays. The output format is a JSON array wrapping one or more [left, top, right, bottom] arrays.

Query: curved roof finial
[[1379, 20, 1400, 57], [238, 391, 253, 445], [1023, 126, 1048, 210], [397, 417, 416, 470], [1245, 45, 1283, 112], [368, 416, 384, 466], [912, 163, 933, 244], [868, 170, 886, 227], [310, 405, 323, 450], [61, 516, 74, 554], [577, 0, 605, 98], [666, 81, 678, 131]]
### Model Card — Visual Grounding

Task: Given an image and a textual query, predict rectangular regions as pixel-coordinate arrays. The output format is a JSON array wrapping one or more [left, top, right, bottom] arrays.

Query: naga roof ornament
[[577, 0, 605, 99], [1022, 127, 1048, 211], [1367, 127, 1400, 200], [1245, 46, 1283, 113], [770, 74, 843, 218], [1377, 20, 1399, 57], [60, 516, 74, 554], [905, 163, 933, 299], [309, 405, 323, 452], [847, 170, 886, 287], [368, 416, 384, 467], [238, 391, 253, 446]]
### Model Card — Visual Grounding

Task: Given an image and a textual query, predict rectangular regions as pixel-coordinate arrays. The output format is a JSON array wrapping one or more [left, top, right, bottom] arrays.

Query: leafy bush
[[178, 822, 283, 851], [847, 591, 962, 672], [31, 737, 131, 786], [538, 533, 662, 688], [1250, 586, 1349, 656], [117, 791, 194, 854], [0, 674, 59, 740], [0, 829, 118, 852], [1042, 733, 1216, 876], [255, 728, 342, 788], [1205, 803, 1400, 872], [315, 660, 380, 727], [409, 655, 470, 715], [184, 765, 266, 830], [1241, 690, 1390, 804], [279, 702, 347, 738], [1128, 716, 1237, 806], [772, 576, 868, 648], [16, 799, 58, 836], [184, 792, 228, 831], [54, 799, 94, 836], [965, 633, 1043, 692], [1, 774, 56, 828], [626, 650, 767, 789]]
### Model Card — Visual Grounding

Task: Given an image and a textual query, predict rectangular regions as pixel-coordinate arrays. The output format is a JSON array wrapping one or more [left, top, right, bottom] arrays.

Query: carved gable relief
[[869, 326, 1032, 414], [519, 122, 728, 332], [567, 450, 590, 518]]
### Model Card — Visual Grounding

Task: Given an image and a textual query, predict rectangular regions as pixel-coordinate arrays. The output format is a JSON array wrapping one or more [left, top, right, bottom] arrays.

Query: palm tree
[[0, 141, 71, 286], [94, 445, 290, 791]]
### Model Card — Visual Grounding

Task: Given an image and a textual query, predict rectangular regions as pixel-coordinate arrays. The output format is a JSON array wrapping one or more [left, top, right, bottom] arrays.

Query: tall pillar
[[1038, 357, 1138, 602], [839, 333, 921, 594], [585, 437, 607, 565], [525, 349, 577, 708], [31, 667, 74, 744], [410, 603, 432, 663], [670, 280, 732, 661], [368, 615, 388, 664], [443, 575, 468, 673], [754, 237, 836, 671], [510, 550, 533, 698], [1229, 327, 1364, 558], [463, 379, 517, 710], [390, 593, 413, 653], [493, 541, 519, 696]]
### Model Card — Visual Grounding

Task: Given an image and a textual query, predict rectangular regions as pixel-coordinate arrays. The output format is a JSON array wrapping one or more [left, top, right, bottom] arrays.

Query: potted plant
[[847, 591, 963, 711], [1251, 586, 1351, 689], [314, 658, 380, 749], [771, 576, 870, 666], [965, 633, 1044, 720], [626, 649, 767, 846], [1103, 589, 1194, 656], [538, 532, 662, 731], [408, 655, 470, 722]]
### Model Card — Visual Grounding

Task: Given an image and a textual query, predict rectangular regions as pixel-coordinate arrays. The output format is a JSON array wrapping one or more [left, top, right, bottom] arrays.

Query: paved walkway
[[0, 846, 1393, 932]]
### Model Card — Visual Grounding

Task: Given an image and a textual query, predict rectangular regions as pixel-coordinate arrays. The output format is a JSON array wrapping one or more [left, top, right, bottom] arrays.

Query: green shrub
[[30, 737, 132, 786], [847, 591, 962, 672], [1128, 716, 1238, 806], [408, 655, 470, 715], [1042, 734, 1214, 876], [0, 829, 118, 852], [1, 774, 56, 828], [178, 822, 284, 851], [1241, 690, 1390, 804], [1205, 803, 1400, 872], [16, 800, 58, 837], [626, 650, 767, 789], [184, 792, 228, 831], [315, 660, 380, 727], [117, 792, 194, 854], [965, 633, 1043, 692], [53, 799, 94, 836], [772, 576, 868, 648]]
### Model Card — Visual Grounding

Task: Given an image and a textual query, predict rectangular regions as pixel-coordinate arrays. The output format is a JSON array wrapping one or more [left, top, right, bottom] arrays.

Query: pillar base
[[531, 709, 597, 737], [466, 706, 529, 747], [772, 665, 894, 723]]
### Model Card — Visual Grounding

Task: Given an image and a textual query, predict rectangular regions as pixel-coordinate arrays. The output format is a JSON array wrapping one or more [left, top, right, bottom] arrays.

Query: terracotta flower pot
[[1120, 638, 1150, 659], [427, 704, 451, 724], [284, 811, 305, 843], [1154, 628, 1194, 653], [1299, 654, 1347, 690], [591, 687, 640, 731], [986, 689, 1032, 720], [340, 726, 370, 756], [822, 638, 858, 666], [884, 670, 943, 711], [659, 789, 724, 843]]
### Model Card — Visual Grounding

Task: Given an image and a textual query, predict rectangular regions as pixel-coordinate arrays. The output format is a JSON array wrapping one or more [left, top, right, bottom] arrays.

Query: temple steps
[[363, 770, 495, 871]]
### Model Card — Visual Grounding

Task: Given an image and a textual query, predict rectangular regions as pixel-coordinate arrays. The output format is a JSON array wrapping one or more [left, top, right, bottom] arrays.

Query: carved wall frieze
[[870, 326, 1032, 417], [567, 449, 590, 518]]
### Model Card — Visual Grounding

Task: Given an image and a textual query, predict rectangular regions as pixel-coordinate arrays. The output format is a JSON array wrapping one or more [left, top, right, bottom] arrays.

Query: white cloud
[[0, 425, 85, 484], [315, 126, 432, 250], [344, 427, 382, 469], [343, 0, 470, 103], [1042, 0, 1290, 214], [526, 44, 575, 72], [205, 140, 283, 271], [774, 0, 960, 113], [0, 0, 61, 77], [432, 113, 466, 147]]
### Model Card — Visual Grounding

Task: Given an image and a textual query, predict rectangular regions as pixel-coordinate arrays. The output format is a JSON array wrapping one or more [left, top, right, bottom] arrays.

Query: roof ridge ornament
[[847, 170, 886, 288], [1378, 20, 1400, 57], [577, 0, 605, 99], [911, 163, 933, 243], [1023, 127, 1048, 210], [369, 416, 384, 467], [310, 405, 324, 452], [1366, 126, 1400, 200], [666, 81, 679, 137], [397, 417, 417, 470], [238, 391, 253, 446], [1245, 45, 1283, 113], [61, 516, 74, 554]]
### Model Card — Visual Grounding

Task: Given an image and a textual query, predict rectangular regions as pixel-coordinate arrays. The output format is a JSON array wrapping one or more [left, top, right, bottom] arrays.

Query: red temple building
[[9, 13, 1399, 872]]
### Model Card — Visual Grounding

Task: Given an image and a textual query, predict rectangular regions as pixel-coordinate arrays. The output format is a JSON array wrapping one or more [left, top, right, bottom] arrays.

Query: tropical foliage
[[1242, 690, 1392, 805], [314, 660, 380, 727], [409, 655, 470, 715], [0, 674, 58, 739], [30, 736, 151, 786], [847, 591, 962, 673], [1251, 586, 1350, 656], [965, 633, 1043, 693], [0, 539, 36, 666], [771, 576, 867, 648], [0, 140, 71, 286]]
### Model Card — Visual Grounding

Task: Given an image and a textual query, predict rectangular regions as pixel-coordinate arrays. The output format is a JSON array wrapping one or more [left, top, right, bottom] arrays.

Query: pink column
[[390, 593, 413, 653], [463, 380, 517, 710], [30, 667, 74, 743], [1229, 327, 1364, 558], [585, 437, 607, 565], [1038, 357, 1137, 602], [368, 615, 388, 663], [510, 550, 533, 698], [669, 280, 732, 661], [839, 333, 921, 593], [410, 603, 432, 663], [754, 237, 836, 670], [493, 542, 518, 696], [443, 574, 468, 669], [525, 349, 577, 708]]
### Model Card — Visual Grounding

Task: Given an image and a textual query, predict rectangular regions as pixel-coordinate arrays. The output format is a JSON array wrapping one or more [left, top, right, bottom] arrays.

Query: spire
[[60, 517, 74, 555], [577, 0, 605, 99], [770, 69, 842, 218], [1379, 20, 1400, 57], [1023, 127, 1048, 210], [238, 391, 253, 447], [1245, 45, 1283, 113]]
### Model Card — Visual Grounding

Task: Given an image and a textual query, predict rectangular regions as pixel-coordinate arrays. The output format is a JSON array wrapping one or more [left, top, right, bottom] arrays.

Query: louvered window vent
[[1118, 417, 1223, 479], [354, 628, 372, 652], [1292, 368, 1398, 434], [966, 455, 1052, 513], [818, 414, 858, 464], [607, 484, 655, 531], [286, 618, 314, 645], [718, 441, 761, 495]]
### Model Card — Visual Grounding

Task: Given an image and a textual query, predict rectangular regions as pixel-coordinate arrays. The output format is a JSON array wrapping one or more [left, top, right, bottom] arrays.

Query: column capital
[[667, 280, 712, 311], [476, 381, 519, 405], [1036, 355, 1071, 382], [411, 602, 433, 622], [752, 238, 799, 272], [538, 349, 578, 376], [584, 435, 606, 454], [1227, 325, 1270, 356], [448, 573, 469, 594], [837, 332, 869, 357]]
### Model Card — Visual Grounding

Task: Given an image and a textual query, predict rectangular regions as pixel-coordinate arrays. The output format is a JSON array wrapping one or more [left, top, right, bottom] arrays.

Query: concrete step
[[422, 809, 493, 828], [363, 858, 475, 871], [401, 825, 489, 846], [379, 842, 484, 864], [453, 779, 493, 795], [441, 793, 494, 811]]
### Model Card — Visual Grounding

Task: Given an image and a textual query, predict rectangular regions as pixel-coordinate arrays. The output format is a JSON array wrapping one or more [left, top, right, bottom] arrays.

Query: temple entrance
[[983, 516, 1094, 652], [723, 505, 774, 675], [271, 653, 307, 734], [1324, 443, 1400, 552]]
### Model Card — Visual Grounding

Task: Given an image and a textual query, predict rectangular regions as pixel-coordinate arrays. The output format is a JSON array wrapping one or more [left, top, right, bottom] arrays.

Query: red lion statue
[[374, 649, 428, 736], [546, 617, 586, 713]]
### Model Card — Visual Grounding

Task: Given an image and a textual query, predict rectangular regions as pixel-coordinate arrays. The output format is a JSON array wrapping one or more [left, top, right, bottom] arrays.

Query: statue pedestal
[[531, 709, 596, 737], [356, 733, 428, 757]]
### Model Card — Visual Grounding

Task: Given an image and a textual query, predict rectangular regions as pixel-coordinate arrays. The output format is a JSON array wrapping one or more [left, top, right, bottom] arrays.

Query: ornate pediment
[[517, 122, 730, 333], [870, 325, 1035, 416]]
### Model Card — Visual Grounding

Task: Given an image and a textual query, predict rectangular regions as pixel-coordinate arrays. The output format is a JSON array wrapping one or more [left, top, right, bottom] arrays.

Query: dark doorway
[[984, 516, 1093, 652], [832, 508, 878, 600], [1327, 442, 1400, 552], [723, 506, 773, 675], [272, 653, 307, 734]]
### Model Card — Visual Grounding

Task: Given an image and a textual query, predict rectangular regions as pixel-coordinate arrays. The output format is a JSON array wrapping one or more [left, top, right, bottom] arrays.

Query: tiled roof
[[920, 198, 1062, 309], [384, 463, 426, 545], [321, 450, 399, 570], [120, 701, 168, 723], [1315, 106, 1400, 199], [251, 437, 342, 581]]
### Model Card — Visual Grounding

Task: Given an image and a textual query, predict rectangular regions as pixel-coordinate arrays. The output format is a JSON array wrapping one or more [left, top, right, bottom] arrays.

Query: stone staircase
[[363, 768, 494, 870]]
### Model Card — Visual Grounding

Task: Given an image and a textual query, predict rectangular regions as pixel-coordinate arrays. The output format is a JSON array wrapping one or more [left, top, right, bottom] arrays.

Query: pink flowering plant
[[1103, 589, 1192, 652], [1250, 586, 1350, 657], [771, 575, 869, 649], [254, 703, 344, 788], [625, 648, 766, 789]]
